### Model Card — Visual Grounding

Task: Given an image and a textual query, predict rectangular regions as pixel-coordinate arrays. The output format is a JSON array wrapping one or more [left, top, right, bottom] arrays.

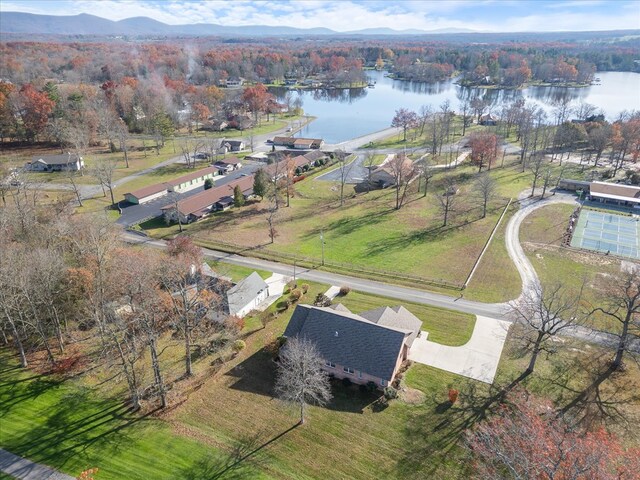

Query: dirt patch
[[399, 387, 426, 405]]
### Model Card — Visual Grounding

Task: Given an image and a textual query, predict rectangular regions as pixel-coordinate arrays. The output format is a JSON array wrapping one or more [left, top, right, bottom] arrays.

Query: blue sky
[[2, 0, 639, 32]]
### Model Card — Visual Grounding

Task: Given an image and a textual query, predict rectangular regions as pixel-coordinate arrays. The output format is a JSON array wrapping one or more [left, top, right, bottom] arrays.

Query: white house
[[227, 272, 269, 318], [26, 153, 84, 172]]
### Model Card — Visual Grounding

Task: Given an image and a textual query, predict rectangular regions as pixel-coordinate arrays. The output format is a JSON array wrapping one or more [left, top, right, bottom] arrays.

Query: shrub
[[314, 293, 332, 307], [339, 285, 351, 296], [204, 178, 214, 190], [342, 377, 352, 388], [367, 381, 377, 393], [232, 340, 246, 353], [448, 388, 459, 404], [384, 386, 398, 400], [224, 315, 245, 334], [289, 288, 302, 302], [300, 283, 309, 294]]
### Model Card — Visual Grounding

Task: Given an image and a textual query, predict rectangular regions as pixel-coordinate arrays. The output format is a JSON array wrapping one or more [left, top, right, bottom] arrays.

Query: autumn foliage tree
[[242, 83, 274, 124], [466, 390, 640, 480], [391, 108, 419, 141], [468, 132, 498, 172], [18, 84, 55, 141]]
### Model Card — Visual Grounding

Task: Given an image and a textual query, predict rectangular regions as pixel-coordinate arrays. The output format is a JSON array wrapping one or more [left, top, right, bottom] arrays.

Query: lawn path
[[0, 449, 74, 480]]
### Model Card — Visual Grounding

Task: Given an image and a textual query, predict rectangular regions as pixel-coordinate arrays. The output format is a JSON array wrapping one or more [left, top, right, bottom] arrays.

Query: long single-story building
[[124, 166, 219, 205], [26, 153, 84, 172], [161, 175, 254, 224], [589, 181, 640, 208], [283, 303, 422, 388], [272, 136, 324, 149], [124, 183, 170, 205]]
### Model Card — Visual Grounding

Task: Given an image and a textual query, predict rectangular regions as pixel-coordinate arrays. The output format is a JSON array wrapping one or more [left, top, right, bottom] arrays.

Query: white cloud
[[0, 0, 637, 32]]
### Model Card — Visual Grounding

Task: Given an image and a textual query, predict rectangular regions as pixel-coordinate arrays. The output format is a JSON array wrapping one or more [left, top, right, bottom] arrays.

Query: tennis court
[[570, 209, 640, 259]]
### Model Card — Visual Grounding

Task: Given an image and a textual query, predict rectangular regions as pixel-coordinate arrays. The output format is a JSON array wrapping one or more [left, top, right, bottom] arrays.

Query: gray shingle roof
[[31, 153, 81, 165], [227, 272, 268, 315], [283, 304, 408, 381], [359, 305, 423, 347]]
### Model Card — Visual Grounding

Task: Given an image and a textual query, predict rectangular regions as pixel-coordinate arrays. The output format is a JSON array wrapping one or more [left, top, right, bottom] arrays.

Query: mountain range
[[0, 12, 476, 37]]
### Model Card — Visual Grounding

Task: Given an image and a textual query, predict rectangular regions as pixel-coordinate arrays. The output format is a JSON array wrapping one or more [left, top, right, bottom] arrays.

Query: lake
[[271, 70, 640, 144]]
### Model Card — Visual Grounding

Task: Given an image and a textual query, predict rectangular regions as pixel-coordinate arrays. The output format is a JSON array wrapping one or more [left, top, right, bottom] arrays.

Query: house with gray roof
[[283, 304, 422, 388], [26, 153, 84, 172], [227, 272, 269, 318]]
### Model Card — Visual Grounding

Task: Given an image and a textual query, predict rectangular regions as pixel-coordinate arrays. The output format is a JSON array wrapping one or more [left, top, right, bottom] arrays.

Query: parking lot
[[116, 162, 262, 227]]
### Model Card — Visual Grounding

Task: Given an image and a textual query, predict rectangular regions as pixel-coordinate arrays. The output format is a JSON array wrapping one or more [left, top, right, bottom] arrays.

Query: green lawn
[[336, 290, 476, 346], [520, 203, 623, 331], [0, 279, 490, 480], [206, 260, 272, 283]]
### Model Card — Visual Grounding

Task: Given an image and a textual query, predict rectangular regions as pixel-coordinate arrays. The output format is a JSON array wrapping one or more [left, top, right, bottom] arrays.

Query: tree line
[[0, 201, 245, 411]]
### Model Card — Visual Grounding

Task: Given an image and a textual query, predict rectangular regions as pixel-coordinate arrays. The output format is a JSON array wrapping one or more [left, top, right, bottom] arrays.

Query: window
[[343, 367, 355, 375], [325, 361, 335, 368], [380, 379, 386, 386]]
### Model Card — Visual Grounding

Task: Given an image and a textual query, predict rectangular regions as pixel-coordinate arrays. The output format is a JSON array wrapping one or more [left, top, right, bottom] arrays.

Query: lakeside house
[[124, 166, 219, 205], [26, 153, 84, 172], [271, 136, 324, 150], [161, 175, 254, 224], [283, 304, 421, 388], [368, 155, 415, 189]]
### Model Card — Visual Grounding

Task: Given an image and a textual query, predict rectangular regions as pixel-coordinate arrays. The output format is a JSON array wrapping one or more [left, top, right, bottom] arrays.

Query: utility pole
[[320, 230, 325, 266], [293, 260, 297, 283]]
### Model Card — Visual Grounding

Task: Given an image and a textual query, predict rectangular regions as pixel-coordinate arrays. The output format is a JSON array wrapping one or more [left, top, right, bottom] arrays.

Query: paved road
[[505, 191, 578, 300], [123, 231, 509, 319], [0, 449, 73, 480], [116, 162, 262, 226]]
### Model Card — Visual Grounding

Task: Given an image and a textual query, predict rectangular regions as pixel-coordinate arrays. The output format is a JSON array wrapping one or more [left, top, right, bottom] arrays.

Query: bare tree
[[473, 173, 497, 219], [591, 269, 640, 371], [116, 118, 130, 168], [528, 154, 546, 197], [266, 203, 278, 244], [335, 149, 354, 207], [436, 178, 458, 227], [274, 337, 332, 425], [416, 155, 434, 198], [388, 154, 416, 210], [92, 158, 118, 206], [509, 282, 584, 383], [363, 151, 377, 193]]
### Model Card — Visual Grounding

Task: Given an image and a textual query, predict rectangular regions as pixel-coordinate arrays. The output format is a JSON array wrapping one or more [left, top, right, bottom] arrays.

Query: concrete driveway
[[409, 315, 511, 384]]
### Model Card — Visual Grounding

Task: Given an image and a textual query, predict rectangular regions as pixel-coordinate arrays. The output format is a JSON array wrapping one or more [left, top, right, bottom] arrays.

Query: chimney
[[334, 331, 339, 337]]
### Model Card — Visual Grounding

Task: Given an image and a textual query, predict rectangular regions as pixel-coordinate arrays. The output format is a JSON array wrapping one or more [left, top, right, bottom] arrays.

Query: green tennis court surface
[[570, 209, 640, 259]]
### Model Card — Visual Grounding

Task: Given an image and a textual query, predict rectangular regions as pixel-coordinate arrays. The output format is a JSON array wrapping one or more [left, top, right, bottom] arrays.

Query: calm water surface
[[272, 70, 640, 144]]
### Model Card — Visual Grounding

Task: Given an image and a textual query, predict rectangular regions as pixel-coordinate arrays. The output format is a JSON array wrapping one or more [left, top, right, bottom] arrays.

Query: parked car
[[193, 152, 211, 160]]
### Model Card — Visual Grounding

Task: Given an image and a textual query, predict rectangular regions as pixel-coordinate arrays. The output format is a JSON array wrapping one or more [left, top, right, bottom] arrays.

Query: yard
[[1, 278, 639, 479], [141, 155, 591, 300]]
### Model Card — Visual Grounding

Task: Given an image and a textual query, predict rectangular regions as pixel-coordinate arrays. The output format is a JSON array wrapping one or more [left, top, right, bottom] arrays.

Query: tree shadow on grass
[[0, 375, 62, 419], [226, 348, 380, 414], [301, 208, 395, 240], [3, 386, 156, 471], [180, 424, 297, 480], [396, 379, 509, 478]]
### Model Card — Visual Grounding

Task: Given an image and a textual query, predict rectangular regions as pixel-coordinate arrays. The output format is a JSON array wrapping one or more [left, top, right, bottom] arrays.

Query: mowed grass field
[[2, 276, 639, 479], [0, 282, 484, 480], [144, 156, 590, 299]]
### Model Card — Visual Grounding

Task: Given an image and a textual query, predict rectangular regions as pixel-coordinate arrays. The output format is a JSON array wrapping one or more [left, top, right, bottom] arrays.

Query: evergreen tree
[[253, 168, 268, 199], [234, 185, 245, 207]]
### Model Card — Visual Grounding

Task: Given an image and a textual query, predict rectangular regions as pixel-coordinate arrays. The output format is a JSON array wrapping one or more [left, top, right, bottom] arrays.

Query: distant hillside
[[0, 12, 466, 37]]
